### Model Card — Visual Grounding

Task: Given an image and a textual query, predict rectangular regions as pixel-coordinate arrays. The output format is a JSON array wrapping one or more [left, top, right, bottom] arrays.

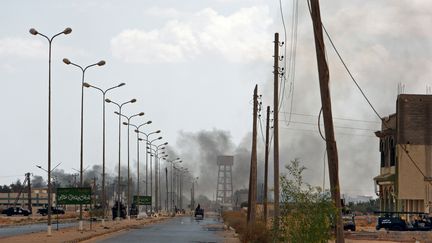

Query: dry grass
[[222, 211, 271, 243]]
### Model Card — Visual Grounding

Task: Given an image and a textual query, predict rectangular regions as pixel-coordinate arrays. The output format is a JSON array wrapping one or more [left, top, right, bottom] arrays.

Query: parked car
[[343, 214, 356, 231], [1, 207, 31, 216], [37, 206, 65, 216], [376, 214, 410, 231]]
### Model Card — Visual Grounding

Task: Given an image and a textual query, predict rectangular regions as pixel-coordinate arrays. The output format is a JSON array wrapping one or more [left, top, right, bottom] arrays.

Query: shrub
[[276, 159, 336, 243]]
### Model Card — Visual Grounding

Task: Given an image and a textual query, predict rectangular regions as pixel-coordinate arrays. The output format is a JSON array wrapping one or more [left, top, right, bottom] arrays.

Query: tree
[[277, 159, 335, 242]]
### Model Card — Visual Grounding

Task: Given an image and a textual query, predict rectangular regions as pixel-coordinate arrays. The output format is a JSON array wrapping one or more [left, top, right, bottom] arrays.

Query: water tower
[[216, 155, 234, 207]]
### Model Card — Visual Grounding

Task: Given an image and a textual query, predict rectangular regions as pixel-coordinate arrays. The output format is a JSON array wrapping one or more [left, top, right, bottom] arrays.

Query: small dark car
[[194, 204, 204, 220], [37, 207, 65, 216], [343, 215, 356, 231], [376, 215, 410, 231], [1, 207, 31, 216]]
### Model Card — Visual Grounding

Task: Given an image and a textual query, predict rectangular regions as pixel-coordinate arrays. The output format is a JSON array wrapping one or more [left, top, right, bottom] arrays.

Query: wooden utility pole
[[310, 1, 344, 242], [273, 32, 280, 228], [247, 85, 258, 224], [264, 106, 270, 223]]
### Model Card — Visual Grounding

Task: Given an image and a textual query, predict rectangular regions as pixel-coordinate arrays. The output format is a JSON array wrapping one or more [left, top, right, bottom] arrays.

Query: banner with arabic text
[[57, 187, 91, 205]]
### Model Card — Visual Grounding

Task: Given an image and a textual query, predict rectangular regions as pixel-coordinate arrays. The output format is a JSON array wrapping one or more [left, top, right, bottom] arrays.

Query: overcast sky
[[1, 0, 431, 197]]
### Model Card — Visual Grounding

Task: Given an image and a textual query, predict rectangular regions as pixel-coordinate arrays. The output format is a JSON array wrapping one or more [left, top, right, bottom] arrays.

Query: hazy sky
[[1, 0, 431, 197]]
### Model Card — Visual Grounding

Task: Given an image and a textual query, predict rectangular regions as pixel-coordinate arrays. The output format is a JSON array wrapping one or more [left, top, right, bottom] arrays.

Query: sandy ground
[[0, 216, 169, 243]]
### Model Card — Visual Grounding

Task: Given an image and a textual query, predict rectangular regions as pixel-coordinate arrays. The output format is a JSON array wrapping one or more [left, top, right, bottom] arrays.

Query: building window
[[390, 139, 396, 167], [380, 140, 385, 167]]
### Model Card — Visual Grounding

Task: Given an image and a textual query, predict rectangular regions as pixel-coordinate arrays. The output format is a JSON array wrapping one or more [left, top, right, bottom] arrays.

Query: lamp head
[[118, 83, 126, 87], [63, 27, 72, 35], [122, 122, 128, 125], [156, 130, 161, 133], [130, 99, 137, 103], [163, 142, 168, 145], [83, 82, 91, 88], [138, 138, 143, 141], [157, 136, 162, 140], [138, 112, 145, 116], [134, 129, 139, 133], [29, 28, 38, 35], [63, 58, 71, 65], [97, 60, 106, 66], [114, 111, 120, 115], [105, 98, 112, 103], [147, 121, 152, 124]]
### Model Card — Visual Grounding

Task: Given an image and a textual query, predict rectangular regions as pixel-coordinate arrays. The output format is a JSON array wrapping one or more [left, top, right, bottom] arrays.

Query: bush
[[276, 159, 336, 243], [222, 211, 271, 243]]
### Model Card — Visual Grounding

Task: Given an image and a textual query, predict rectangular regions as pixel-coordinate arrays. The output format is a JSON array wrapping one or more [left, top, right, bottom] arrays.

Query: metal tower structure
[[216, 155, 234, 207]]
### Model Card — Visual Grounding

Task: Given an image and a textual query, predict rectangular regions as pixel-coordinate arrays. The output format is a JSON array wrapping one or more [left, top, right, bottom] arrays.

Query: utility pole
[[310, 1, 344, 242], [165, 167, 169, 211], [26, 173, 32, 214], [247, 85, 258, 224], [273, 32, 281, 228], [264, 106, 270, 223]]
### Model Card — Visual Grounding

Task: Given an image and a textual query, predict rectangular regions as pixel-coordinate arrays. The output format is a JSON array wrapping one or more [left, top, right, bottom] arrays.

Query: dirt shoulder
[[0, 216, 170, 243]]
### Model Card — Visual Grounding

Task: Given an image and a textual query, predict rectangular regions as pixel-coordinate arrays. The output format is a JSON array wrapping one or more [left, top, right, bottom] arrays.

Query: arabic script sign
[[133, 195, 152, 205], [57, 187, 91, 205]]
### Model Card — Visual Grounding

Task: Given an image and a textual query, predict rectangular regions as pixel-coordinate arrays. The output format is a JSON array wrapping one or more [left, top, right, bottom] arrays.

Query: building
[[0, 187, 54, 208], [374, 94, 432, 213]]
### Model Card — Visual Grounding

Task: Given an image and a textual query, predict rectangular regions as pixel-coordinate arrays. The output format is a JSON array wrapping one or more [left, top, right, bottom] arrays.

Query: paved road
[[96, 216, 226, 243], [0, 221, 76, 238]]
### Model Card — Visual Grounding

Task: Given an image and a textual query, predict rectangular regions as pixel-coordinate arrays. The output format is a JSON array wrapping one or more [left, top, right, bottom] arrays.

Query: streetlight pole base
[[127, 215, 130, 220], [79, 220, 83, 231], [101, 219, 105, 227], [115, 217, 120, 221], [47, 225, 52, 236]]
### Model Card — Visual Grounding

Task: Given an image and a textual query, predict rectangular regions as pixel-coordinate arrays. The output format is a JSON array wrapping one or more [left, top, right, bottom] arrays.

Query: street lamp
[[124, 121, 152, 211], [83, 82, 125, 225], [63, 58, 105, 230], [116, 112, 144, 219], [29, 27, 71, 236], [148, 142, 168, 212], [163, 158, 181, 213], [148, 137, 162, 212], [105, 98, 136, 220], [135, 129, 160, 210]]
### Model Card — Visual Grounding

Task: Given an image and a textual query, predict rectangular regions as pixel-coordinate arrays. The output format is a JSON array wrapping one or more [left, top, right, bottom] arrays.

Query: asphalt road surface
[[0, 221, 76, 238], [96, 216, 226, 243]]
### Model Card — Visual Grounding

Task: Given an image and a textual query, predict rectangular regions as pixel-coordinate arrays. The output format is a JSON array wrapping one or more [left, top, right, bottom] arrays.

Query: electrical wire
[[318, 107, 326, 141], [280, 112, 380, 124], [278, 0, 299, 126], [313, 2, 432, 188]]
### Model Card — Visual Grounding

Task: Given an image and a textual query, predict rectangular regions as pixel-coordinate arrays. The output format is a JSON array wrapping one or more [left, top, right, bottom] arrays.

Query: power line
[[280, 112, 380, 124], [280, 120, 376, 131], [280, 126, 376, 138], [319, 9, 432, 189]]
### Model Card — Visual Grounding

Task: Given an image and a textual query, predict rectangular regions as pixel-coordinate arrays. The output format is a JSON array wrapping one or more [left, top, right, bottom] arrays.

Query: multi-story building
[[374, 94, 432, 213]]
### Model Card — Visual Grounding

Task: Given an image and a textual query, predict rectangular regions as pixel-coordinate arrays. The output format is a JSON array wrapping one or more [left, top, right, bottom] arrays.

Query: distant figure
[[196, 204, 201, 211]]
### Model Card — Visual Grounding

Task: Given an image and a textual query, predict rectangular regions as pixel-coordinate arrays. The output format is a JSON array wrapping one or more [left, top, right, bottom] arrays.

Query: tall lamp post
[[83, 82, 125, 225], [148, 142, 168, 211], [135, 130, 161, 211], [29, 27, 72, 236], [63, 58, 105, 230], [164, 158, 181, 213], [147, 136, 163, 211], [125, 121, 152, 210], [115, 112, 145, 219], [105, 98, 136, 220]]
